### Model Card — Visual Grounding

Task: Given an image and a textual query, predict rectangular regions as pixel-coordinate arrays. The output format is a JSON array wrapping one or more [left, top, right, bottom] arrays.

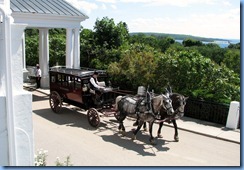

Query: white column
[[73, 28, 80, 69], [0, 5, 15, 165], [22, 32, 29, 82], [22, 32, 26, 70], [1, 2, 34, 165], [39, 28, 49, 88], [66, 28, 73, 68], [11, 24, 34, 166]]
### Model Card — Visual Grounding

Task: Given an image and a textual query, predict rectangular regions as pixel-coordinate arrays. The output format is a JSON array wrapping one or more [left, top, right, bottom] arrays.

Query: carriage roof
[[49, 66, 107, 79]]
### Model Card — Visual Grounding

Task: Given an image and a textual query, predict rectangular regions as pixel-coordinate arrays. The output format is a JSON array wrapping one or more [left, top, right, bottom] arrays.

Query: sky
[[66, 0, 240, 40]]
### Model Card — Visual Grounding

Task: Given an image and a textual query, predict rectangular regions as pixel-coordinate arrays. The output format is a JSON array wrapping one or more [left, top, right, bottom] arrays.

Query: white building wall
[[0, 96, 9, 165], [0, 0, 34, 165], [11, 24, 34, 166]]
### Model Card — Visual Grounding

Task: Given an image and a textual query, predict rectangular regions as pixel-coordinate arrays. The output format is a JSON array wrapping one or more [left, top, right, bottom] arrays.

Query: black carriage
[[49, 67, 132, 127]]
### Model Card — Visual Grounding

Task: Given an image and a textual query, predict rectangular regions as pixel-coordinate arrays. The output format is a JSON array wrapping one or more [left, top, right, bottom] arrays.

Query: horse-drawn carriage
[[49, 67, 133, 127], [49, 67, 188, 144]]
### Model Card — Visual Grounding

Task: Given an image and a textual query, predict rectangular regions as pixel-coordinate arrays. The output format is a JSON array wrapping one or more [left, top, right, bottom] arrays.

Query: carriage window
[[68, 76, 75, 88], [75, 78, 82, 90], [57, 74, 63, 82], [51, 75, 56, 83]]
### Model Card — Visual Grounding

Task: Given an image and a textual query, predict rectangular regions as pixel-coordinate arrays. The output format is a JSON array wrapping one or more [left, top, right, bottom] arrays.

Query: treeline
[[25, 17, 240, 104], [130, 32, 229, 42]]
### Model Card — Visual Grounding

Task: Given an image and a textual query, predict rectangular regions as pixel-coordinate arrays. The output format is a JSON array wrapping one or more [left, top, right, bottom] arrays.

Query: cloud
[[96, 0, 117, 3], [66, 0, 98, 15], [101, 3, 107, 10], [128, 8, 240, 39], [119, 0, 218, 7], [111, 4, 117, 9]]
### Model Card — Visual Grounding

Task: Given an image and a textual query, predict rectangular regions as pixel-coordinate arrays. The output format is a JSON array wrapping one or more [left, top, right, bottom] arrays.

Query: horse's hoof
[[131, 135, 136, 141], [121, 131, 126, 136], [157, 134, 163, 138], [174, 136, 179, 142], [143, 128, 148, 132], [150, 138, 157, 145]]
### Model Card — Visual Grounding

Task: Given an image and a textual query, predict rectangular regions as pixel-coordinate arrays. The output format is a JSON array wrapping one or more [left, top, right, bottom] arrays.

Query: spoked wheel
[[49, 91, 62, 113], [87, 108, 100, 127]]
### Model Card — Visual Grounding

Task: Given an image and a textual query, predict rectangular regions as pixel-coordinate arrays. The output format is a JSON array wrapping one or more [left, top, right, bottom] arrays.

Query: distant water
[[175, 39, 240, 48]]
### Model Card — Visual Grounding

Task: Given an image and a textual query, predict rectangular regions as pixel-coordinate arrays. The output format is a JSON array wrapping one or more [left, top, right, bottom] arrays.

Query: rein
[[155, 116, 176, 123]]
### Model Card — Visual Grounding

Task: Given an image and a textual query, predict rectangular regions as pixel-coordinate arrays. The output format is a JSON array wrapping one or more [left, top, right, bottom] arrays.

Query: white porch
[[11, 0, 88, 88], [0, 0, 88, 165]]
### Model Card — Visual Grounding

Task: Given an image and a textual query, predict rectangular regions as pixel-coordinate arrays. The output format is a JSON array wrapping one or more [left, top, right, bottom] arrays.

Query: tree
[[182, 38, 203, 47], [155, 49, 240, 103], [158, 36, 175, 53], [80, 29, 96, 67], [87, 17, 130, 69], [108, 43, 159, 90], [222, 49, 240, 75], [49, 29, 66, 66], [25, 29, 39, 66], [93, 17, 129, 49], [228, 43, 240, 49]]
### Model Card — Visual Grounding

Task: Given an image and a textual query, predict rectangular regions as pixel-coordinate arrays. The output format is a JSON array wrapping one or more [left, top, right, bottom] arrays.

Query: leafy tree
[[158, 36, 175, 53], [228, 43, 240, 49], [88, 17, 129, 69], [193, 45, 227, 65], [49, 30, 66, 66], [94, 17, 129, 50], [155, 49, 240, 103], [80, 29, 96, 67], [182, 38, 203, 47], [108, 43, 159, 90], [25, 29, 39, 66], [222, 49, 240, 75]]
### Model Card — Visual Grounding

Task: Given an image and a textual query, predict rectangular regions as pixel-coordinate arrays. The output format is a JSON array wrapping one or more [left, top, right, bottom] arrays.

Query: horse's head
[[171, 93, 188, 119], [161, 92, 174, 115]]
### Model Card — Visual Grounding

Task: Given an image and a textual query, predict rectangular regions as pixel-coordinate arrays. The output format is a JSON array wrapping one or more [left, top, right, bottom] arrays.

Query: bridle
[[173, 96, 186, 118], [161, 94, 174, 115]]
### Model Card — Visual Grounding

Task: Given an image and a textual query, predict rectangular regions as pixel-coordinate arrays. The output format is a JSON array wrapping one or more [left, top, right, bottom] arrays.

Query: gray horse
[[156, 89, 188, 141], [136, 87, 188, 141], [115, 91, 174, 144]]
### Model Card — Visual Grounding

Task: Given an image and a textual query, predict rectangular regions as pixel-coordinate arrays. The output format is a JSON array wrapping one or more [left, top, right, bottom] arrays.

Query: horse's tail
[[115, 95, 123, 111]]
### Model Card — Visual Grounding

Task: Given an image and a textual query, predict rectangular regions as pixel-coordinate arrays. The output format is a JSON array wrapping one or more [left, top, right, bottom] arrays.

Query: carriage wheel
[[87, 108, 100, 127], [114, 112, 120, 121], [49, 91, 62, 113]]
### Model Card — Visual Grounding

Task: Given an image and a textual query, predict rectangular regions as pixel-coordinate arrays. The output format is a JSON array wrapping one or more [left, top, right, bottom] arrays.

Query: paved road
[[31, 89, 240, 166]]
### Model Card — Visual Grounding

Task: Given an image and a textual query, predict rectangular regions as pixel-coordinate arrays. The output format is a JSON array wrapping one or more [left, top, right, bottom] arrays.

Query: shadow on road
[[32, 91, 171, 156], [96, 119, 171, 156], [33, 107, 108, 130], [99, 131, 170, 156]]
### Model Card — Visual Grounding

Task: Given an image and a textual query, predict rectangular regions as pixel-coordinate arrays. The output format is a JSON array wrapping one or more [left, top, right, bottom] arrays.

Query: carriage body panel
[[49, 67, 134, 127], [49, 67, 109, 108]]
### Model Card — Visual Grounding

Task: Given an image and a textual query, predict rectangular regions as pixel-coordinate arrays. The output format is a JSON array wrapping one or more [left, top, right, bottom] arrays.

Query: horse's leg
[[143, 122, 147, 131], [172, 119, 179, 142], [118, 114, 126, 136], [132, 120, 144, 140], [157, 122, 164, 138], [133, 118, 139, 126], [148, 120, 156, 145]]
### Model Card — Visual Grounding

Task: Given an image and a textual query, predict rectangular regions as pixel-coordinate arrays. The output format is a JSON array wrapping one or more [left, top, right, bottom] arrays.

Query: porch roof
[[10, 0, 88, 28]]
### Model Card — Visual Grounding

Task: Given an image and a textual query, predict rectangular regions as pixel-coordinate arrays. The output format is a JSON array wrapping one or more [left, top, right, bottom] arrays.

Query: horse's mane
[[152, 94, 164, 113]]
